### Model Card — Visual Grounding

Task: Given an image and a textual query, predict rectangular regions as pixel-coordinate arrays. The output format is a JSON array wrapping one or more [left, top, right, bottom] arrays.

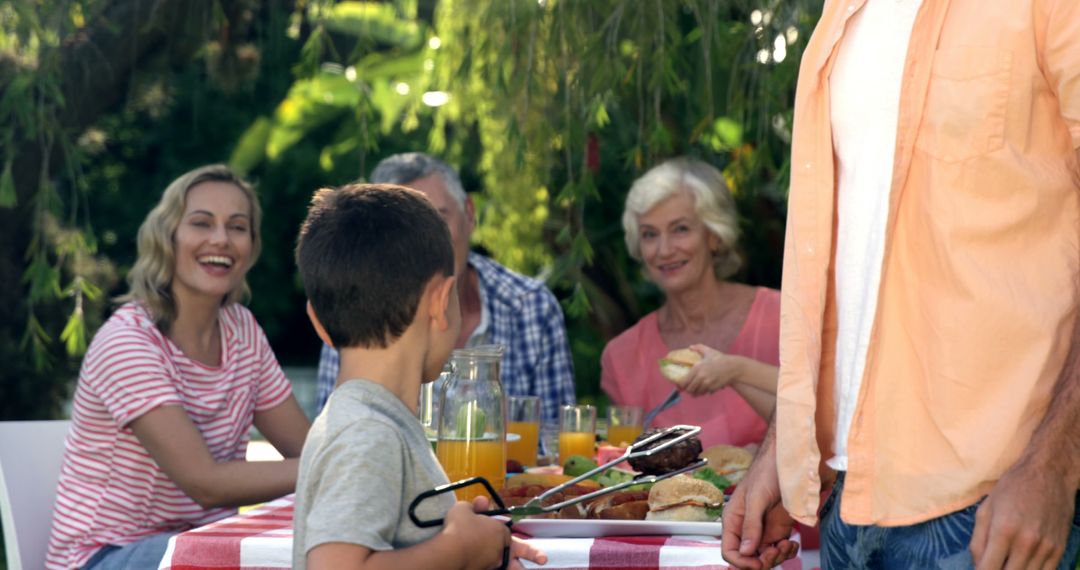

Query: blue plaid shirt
[[315, 252, 576, 422]]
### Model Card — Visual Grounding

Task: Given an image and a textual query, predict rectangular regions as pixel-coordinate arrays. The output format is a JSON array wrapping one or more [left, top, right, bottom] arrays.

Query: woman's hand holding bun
[[680, 344, 750, 397]]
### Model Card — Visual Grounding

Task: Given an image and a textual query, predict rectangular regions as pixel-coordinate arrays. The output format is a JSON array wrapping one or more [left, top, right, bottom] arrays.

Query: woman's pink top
[[600, 287, 779, 449]]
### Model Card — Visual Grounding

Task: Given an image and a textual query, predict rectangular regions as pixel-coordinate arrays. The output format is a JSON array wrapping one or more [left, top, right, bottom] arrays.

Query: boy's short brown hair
[[295, 183, 455, 348]]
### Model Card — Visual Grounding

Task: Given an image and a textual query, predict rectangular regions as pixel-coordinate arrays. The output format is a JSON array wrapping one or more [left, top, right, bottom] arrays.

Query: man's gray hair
[[370, 152, 467, 212]]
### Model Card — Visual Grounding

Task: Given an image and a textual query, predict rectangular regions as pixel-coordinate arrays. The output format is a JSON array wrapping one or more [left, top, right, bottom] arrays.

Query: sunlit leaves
[[229, 116, 273, 175], [54, 229, 96, 258], [62, 274, 101, 302], [237, 4, 432, 174], [267, 70, 362, 159], [323, 2, 424, 50], [293, 25, 328, 78], [58, 276, 99, 356], [427, 0, 822, 352], [59, 306, 87, 356], [354, 49, 426, 82], [702, 117, 743, 152]]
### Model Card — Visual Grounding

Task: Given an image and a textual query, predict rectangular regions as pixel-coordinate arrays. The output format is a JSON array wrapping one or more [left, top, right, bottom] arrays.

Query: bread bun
[[648, 474, 724, 509], [658, 348, 702, 385], [700, 445, 753, 483], [646, 474, 723, 521], [645, 504, 714, 522], [586, 490, 651, 520]]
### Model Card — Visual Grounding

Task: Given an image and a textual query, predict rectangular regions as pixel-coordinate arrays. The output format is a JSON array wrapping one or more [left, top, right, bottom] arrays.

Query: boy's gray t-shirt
[[292, 379, 454, 569]]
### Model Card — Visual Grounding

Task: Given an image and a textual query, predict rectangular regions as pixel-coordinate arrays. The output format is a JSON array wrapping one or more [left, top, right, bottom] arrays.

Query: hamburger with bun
[[699, 444, 753, 484], [645, 474, 724, 522], [585, 489, 651, 520], [658, 348, 702, 385]]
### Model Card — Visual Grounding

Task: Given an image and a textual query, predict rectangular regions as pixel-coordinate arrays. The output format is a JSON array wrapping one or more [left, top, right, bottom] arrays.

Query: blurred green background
[[0, 0, 819, 419], [5, 3, 1080, 570]]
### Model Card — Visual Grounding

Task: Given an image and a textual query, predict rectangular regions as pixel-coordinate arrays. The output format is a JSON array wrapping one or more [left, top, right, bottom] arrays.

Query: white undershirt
[[827, 0, 922, 471]]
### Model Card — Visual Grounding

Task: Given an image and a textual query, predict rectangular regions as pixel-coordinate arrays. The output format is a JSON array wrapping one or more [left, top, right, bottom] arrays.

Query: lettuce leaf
[[693, 467, 732, 492]]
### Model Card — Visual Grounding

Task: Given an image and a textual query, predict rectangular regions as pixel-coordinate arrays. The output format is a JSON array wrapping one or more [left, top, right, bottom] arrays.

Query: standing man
[[723, 1, 1080, 569], [314, 153, 576, 424]]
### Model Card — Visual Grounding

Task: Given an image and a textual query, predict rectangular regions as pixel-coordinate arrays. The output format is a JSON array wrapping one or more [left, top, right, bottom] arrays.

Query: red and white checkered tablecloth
[[158, 494, 820, 570], [517, 535, 810, 570], [158, 496, 295, 569]]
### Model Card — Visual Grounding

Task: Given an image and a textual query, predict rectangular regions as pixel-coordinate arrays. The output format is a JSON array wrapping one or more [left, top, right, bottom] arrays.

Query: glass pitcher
[[435, 345, 507, 501], [418, 363, 452, 451]]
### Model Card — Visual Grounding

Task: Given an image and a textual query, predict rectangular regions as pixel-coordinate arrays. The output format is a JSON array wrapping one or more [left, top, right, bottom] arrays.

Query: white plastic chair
[[0, 420, 71, 570]]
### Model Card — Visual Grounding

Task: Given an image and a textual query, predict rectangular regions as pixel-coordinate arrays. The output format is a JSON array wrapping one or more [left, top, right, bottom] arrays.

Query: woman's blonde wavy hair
[[117, 164, 262, 331]]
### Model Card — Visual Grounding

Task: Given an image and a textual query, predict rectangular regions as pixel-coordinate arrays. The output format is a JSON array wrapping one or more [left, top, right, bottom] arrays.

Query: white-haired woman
[[601, 157, 779, 449], [46, 165, 310, 570]]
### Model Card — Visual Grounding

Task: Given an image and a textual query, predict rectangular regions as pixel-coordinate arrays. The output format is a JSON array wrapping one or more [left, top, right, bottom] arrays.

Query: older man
[[314, 153, 576, 424]]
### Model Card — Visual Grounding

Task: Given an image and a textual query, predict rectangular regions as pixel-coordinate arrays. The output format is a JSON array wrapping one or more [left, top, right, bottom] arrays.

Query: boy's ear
[[305, 301, 334, 347], [464, 196, 477, 235], [429, 274, 457, 331]]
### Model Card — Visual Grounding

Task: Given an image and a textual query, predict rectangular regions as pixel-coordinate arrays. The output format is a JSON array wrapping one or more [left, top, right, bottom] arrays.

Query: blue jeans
[[820, 472, 1080, 570], [81, 531, 177, 570]]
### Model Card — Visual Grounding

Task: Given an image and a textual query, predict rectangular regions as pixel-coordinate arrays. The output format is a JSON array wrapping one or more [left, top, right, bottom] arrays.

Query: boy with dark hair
[[293, 184, 547, 569]]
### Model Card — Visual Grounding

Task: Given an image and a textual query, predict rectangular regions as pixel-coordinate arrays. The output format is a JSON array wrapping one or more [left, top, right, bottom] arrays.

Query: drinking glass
[[606, 405, 644, 447], [507, 396, 541, 467], [558, 404, 597, 466]]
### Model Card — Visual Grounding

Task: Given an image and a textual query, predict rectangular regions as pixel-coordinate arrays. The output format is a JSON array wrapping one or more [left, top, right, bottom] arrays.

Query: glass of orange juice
[[558, 404, 597, 466], [507, 396, 541, 467], [607, 405, 644, 447]]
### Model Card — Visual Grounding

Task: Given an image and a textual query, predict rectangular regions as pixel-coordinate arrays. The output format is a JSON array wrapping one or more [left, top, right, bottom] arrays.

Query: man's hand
[[970, 457, 1076, 570], [721, 440, 799, 569]]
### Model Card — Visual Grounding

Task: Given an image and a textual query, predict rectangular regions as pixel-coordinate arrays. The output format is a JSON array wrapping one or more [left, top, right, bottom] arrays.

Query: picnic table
[[157, 495, 821, 570]]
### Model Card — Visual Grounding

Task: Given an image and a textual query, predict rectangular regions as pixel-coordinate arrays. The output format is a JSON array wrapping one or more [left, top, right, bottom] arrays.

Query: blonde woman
[[46, 165, 310, 570], [601, 157, 780, 449]]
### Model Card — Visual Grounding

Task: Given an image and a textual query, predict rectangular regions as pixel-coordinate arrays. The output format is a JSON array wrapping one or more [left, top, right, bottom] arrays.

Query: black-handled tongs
[[408, 424, 706, 527]]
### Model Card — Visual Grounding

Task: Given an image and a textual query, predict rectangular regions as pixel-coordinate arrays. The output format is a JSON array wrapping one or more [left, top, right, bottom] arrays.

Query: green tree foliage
[[0, 0, 821, 420], [0, 0, 300, 418], [425, 0, 821, 397]]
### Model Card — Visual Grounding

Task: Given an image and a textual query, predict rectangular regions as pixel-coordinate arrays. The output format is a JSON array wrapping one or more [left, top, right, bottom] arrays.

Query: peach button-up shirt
[[776, 0, 1080, 526]]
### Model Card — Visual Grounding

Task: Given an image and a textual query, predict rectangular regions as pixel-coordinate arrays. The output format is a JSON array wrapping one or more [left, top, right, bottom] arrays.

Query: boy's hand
[[507, 537, 548, 569], [444, 499, 510, 570], [470, 496, 548, 569]]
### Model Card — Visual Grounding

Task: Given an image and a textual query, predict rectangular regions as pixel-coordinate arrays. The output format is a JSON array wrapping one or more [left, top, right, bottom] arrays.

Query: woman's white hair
[[622, 156, 742, 279]]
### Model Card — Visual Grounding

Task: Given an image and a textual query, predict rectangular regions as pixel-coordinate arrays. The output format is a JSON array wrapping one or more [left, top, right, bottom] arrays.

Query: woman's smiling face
[[637, 190, 721, 294], [171, 181, 253, 305]]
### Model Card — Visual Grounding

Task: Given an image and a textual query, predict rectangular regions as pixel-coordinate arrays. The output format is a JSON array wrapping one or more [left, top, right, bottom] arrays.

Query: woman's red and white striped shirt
[[45, 302, 292, 569]]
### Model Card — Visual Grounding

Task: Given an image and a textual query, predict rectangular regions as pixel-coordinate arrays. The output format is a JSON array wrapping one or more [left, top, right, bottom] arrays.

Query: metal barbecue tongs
[[407, 425, 707, 570]]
